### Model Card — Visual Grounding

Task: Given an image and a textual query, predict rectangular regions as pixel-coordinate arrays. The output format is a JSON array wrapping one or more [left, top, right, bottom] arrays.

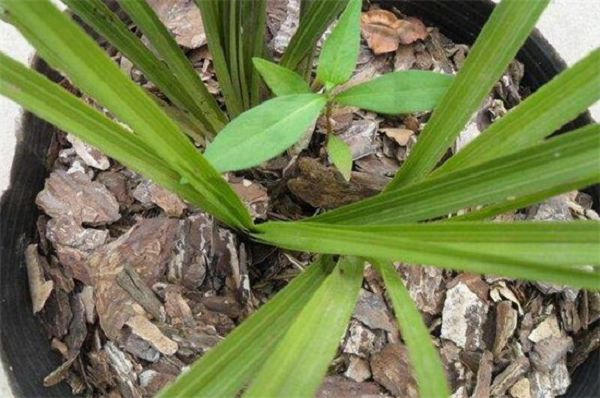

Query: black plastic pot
[[0, 1, 597, 397]]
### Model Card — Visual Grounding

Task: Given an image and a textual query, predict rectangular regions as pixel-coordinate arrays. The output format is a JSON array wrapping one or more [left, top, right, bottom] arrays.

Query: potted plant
[[0, 0, 598, 396]]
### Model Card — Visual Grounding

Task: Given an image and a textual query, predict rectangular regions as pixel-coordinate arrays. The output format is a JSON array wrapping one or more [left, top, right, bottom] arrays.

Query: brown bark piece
[[568, 326, 600, 370], [338, 119, 379, 161], [46, 216, 108, 251], [147, 0, 206, 49], [317, 376, 384, 398], [104, 341, 143, 398], [288, 157, 379, 209], [36, 170, 120, 225], [116, 265, 166, 322], [229, 177, 269, 220], [371, 343, 418, 398], [353, 289, 396, 333], [490, 356, 530, 396], [126, 315, 178, 356], [530, 336, 573, 372], [88, 217, 178, 340], [441, 277, 489, 350], [471, 351, 493, 398], [96, 170, 134, 208], [66, 135, 110, 170], [344, 355, 371, 383], [400, 264, 445, 315], [25, 244, 54, 313], [493, 301, 518, 356], [168, 213, 211, 290]]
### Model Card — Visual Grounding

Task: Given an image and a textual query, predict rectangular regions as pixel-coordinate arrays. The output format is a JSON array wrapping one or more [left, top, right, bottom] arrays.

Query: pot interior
[[0, 1, 597, 397]]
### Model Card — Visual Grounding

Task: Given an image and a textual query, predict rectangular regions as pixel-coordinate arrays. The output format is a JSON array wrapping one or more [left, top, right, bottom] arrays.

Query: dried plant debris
[[361, 9, 428, 54], [27, 5, 598, 398]]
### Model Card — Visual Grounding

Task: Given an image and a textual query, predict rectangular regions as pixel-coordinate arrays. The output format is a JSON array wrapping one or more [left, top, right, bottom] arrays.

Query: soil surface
[[24, 1, 599, 397]]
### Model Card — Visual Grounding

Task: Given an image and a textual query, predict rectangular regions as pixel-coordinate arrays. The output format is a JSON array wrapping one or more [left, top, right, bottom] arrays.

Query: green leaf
[[373, 260, 450, 398], [327, 135, 353, 181], [158, 256, 336, 397], [335, 71, 453, 114], [315, 0, 361, 86], [281, 0, 348, 71], [245, 256, 364, 397], [195, 0, 244, 117], [255, 221, 600, 290], [115, 0, 227, 132], [205, 94, 326, 172], [433, 48, 600, 176], [0, 52, 225, 221], [241, 0, 268, 108], [62, 0, 223, 137], [0, 0, 251, 229], [309, 124, 600, 225], [387, 0, 550, 190], [252, 57, 312, 96]]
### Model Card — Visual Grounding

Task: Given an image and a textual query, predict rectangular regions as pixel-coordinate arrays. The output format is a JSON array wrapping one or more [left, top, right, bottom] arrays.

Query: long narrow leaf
[[205, 94, 326, 172], [241, 0, 268, 107], [388, 0, 549, 190], [335, 71, 453, 114], [62, 0, 221, 137], [195, 0, 244, 117], [309, 124, 599, 225], [434, 48, 600, 176], [373, 260, 450, 398], [315, 0, 361, 86], [281, 0, 348, 71], [449, 184, 588, 222], [245, 256, 364, 397], [116, 0, 226, 131], [0, 53, 221, 217], [158, 256, 336, 398], [1, 0, 251, 229], [255, 222, 600, 290]]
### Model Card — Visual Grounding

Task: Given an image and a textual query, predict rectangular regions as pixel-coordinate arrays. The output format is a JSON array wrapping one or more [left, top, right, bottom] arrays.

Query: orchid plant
[[0, 0, 598, 396]]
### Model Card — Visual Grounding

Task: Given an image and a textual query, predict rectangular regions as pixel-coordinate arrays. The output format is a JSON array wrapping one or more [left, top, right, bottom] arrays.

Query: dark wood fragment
[[288, 157, 380, 209], [490, 356, 530, 396], [117, 264, 166, 322], [568, 326, 600, 370], [371, 343, 418, 398], [471, 351, 493, 398]]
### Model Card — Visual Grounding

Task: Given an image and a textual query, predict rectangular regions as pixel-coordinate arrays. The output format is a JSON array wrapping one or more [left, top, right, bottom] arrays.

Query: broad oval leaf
[[316, 0, 361, 86], [335, 71, 453, 114], [252, 57, 312, 96], [327, 135, 353, 180], [205, 94, 326, 172]]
